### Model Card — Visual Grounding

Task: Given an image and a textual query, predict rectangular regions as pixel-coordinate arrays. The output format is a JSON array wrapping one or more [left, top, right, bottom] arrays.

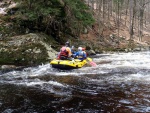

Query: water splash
[[0, 51, 150, 112]]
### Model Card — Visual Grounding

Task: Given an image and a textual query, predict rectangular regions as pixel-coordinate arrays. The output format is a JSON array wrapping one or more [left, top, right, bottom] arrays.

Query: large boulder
[[86, 50, 96, 55], [0, 33, 57, 66]]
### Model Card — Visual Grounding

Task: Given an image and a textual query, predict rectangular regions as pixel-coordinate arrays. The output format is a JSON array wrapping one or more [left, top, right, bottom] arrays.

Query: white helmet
[[78, 47, 82, 51]]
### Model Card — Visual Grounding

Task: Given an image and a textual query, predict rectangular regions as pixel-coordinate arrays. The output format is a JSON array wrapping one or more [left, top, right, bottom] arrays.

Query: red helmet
[[82, 48, 85, 51]]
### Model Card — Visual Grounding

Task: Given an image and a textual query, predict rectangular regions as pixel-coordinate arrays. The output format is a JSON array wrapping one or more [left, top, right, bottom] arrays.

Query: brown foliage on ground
[[80, 13, 150, 50]]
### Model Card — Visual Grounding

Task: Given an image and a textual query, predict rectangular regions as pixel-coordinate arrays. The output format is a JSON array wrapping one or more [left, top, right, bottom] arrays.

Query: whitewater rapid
[[1, 51, 150, 86], [0, 51, 150, 112]]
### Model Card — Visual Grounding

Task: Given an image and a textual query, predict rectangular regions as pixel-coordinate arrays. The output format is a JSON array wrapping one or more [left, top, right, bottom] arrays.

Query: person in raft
[[71, 45, 77, 56], [74, 47, 87, 61], [57, 41, 73, 60], [82, 47, 87, 56]]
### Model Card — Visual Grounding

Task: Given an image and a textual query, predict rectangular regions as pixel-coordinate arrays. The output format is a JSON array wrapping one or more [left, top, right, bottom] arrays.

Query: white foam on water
[[96, 52, 150, 69], [8, 79, 67, 88], [102, 73, 150, 83], [12, 79, 71, 96], [25, 80, 66, 87], [129, 73, 150, 82], [1, 51, 150, 84]]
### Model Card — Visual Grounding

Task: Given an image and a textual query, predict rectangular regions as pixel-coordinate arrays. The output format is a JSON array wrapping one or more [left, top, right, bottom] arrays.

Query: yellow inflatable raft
[[50, 59, 87, 69]]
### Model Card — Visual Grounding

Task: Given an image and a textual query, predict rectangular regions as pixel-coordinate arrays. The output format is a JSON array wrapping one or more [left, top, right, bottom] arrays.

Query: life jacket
[[83, 51, 87, 56], [77, 51, 84, 58], [59, 46, 68, 57], [82, 48, 87, 56]]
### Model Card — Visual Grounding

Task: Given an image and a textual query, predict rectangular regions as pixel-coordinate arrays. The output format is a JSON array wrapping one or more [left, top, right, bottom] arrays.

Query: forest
[[88, 0, 150, 42], [0, 0, 150, 55], [0, 0, 150, 45]]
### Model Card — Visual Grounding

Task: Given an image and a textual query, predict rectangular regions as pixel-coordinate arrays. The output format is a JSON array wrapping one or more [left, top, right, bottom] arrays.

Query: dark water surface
[[0, 52, 150, 113]]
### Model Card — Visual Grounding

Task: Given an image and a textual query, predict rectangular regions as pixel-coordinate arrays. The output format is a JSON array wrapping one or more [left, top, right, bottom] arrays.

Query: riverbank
[[0, 31, 150, 70], [0, 0, 150, 68]]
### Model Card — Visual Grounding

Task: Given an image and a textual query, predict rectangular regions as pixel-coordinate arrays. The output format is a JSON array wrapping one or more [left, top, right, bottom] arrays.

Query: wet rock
[[125, 48, 133, 52], [0, 33, 57, 66], [1, 65, 16, 69], [133, 47, 141, 51], [87, 50, 96, 55]]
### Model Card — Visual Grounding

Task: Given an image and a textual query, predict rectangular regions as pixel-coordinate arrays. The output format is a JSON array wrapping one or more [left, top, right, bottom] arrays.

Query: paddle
[[87, 57, 97, 67]]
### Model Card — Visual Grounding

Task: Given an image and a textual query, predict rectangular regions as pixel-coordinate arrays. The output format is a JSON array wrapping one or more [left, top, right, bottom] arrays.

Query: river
[[0, 52, 150, 113]]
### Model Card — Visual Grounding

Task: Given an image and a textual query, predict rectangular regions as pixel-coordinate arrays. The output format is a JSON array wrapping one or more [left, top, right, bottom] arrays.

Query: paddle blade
[[89, 61, 97, 67], [87, 57, 97, 67]]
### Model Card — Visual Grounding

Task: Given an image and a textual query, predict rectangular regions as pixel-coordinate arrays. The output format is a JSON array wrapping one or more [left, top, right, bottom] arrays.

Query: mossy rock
[[0, 43, 48, 66]]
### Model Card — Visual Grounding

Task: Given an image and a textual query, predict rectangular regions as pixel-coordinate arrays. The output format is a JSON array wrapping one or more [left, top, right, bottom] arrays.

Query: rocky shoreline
[[0, 33, 150, 71], [0, 33, 57, 66]]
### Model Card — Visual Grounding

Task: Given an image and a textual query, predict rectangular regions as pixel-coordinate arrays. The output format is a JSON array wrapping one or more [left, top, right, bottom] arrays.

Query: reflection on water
[[0, 52, 150, 112]]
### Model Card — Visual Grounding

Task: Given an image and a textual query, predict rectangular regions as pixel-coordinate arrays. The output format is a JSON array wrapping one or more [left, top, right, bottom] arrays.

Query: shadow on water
[[0, 73, 150, 113]]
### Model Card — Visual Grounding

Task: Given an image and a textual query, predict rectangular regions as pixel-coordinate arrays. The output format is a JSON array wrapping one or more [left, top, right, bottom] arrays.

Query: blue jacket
[[74, 50, 87, 60]]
